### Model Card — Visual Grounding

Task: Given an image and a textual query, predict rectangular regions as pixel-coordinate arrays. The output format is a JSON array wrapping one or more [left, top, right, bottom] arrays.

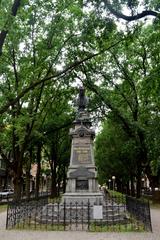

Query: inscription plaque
[[93, 206, 103, 219], [76, 180, 88, 190], [72, 146, 91, 164]]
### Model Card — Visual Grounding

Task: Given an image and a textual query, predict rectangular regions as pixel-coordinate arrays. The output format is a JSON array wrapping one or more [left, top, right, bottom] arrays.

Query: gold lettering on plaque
[[74, 146, 90, 163]]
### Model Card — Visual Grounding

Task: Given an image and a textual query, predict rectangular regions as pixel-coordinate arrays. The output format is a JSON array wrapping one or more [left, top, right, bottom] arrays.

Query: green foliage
[[95, 118, 137, 185]]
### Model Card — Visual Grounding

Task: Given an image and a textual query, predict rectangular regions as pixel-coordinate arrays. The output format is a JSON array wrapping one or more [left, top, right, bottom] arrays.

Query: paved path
[[0, 208, 159, 240]]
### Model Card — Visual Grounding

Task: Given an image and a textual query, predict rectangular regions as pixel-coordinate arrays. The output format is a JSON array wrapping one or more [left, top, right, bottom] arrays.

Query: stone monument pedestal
[[63, 192, 104, 205], [63, 86, 103, 205]]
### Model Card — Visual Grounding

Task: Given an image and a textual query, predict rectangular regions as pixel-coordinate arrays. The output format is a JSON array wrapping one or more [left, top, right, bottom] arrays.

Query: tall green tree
[[83, 22, 160, 196]]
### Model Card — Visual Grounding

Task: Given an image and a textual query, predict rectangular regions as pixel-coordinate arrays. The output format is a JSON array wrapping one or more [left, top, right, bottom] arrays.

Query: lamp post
[[112, 176, 116, 191], [141, 177, 145, 195]]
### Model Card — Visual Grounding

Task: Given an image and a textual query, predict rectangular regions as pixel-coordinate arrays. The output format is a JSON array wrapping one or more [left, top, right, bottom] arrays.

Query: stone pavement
[[0, 208, 159, 240]]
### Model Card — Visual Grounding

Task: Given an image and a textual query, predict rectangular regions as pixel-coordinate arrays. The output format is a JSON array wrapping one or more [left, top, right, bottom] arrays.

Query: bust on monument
[[75, 86, 90, 123], [75, 86, 88, 112]]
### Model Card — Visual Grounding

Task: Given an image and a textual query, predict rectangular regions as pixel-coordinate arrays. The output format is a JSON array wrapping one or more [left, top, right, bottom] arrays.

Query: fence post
[[63, 200, 66, 230], [81, 201, 84, 230], [75, 201, 78, 229], [87, 199, 90, 231]]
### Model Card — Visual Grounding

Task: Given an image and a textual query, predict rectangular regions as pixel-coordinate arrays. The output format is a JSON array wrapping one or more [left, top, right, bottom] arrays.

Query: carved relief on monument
[[76, 180, 88, 190]]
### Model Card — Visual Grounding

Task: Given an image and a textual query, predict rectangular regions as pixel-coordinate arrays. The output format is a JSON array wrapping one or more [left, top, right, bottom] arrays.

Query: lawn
[[0, 204, 7, 213]]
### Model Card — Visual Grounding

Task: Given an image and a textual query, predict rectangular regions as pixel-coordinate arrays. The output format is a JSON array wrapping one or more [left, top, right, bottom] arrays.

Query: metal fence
[[126, 195, 152, 231], [0, 191, 50, 205], [6, 194, 152, 232]]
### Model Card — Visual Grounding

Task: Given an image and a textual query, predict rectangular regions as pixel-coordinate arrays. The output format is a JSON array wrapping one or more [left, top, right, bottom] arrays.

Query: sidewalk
[[0, 208, 159, 240]]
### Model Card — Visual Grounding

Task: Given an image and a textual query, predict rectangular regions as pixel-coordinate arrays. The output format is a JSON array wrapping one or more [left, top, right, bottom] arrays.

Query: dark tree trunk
[[51, 165, 57, 197], [25, 149, 33, 200], [50, 147, 57, 198], [62, 166, 67, 193], [12, 145, 23, 201], [116, 178, 122, 193], [25, 170, 30, 199], [135, 129, 148, 198], [35, 143, 41, 199], [13, 176, 23, 201], [57, 179, 60, 197], [136, 165, 142, 198], [130, 175, 135, 197], [126, 181, 130, 195], [13, 162, 23, 201]]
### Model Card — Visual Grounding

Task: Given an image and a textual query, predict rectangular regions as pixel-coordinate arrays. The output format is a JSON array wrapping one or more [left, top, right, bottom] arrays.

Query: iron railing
[[6, 194, 152, 232], [126, 195, 152, 231], [0, 191, 50, 204]]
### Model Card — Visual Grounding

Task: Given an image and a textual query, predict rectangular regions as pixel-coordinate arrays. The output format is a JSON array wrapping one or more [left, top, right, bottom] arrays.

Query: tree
[[95, 117, 138, 196], [91, 0, 160, 21], [0, 0, 84, 200], [41, 87, 74, 197], [85, 21, 160, 196]]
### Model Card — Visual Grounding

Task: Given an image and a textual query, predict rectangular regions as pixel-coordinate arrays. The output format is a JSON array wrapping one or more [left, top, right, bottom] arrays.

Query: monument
[[63, 86, 103, 204], [34, 86, 127, 227]]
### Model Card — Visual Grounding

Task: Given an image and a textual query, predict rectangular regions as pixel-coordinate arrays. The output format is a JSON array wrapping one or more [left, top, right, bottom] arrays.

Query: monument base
[[62, 192, 104, 205]]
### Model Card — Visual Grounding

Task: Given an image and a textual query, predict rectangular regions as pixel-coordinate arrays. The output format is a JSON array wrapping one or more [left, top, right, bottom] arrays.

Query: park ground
[[0, 206, 159, 240]]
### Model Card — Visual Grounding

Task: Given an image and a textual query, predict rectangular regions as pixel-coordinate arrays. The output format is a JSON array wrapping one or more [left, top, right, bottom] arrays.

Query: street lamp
[[141, 177, 145, 195], [112, 176, 116, 191]]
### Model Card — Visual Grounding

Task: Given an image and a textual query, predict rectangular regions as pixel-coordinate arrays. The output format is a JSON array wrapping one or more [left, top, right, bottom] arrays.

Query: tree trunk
[[35, 144, 41, 199], [130, 175, 135, 197], [12, 148, 23, 201], [13, 163, 23, 201], [62, 166, 67, 193], [51, 164, 57, 197], [136, 129, 147, 198], [13, 177, 23, 201], [136, 165, 142, 198], [25, 170, 30, 200], [126, 181, 130, 195], [116, 178, 123, 193], [25, 149, 32, 200], [50, 147, 57, 198]]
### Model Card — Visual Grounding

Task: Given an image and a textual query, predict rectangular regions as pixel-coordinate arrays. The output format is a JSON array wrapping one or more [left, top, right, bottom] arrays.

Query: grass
[[0, 204, 7, 213], [10, 221, 146, 232], [11, 222, 65, 231], [89, 222, 145, 232], [14, 223, 64, 231], [48, 196, 62, 204], [150, 202, 160, 209]]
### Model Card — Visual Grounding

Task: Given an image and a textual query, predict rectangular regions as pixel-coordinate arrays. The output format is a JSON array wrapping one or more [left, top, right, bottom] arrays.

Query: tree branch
[[0, 38, 124, 115], [85, 79, 135, 137], [104, 0, 159, 21], [0, 0, 21, 56]]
